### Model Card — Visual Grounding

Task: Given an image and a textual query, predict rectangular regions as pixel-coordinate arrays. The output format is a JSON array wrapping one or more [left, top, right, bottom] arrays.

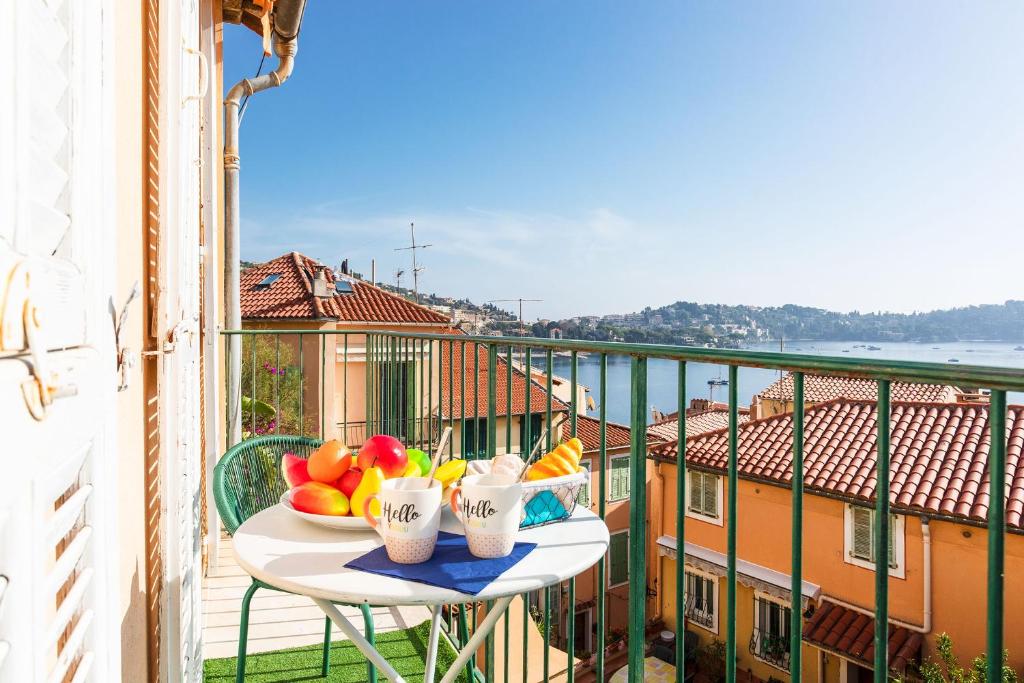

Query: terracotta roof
[[649, 399, 1024, 529], [574, 415, 631, 452], [438, 339, 568, 418], [758, 373, 959, 404], [241, 252, 451, 324], [803, 600, 922, 673], [647, 406, 750, 443]]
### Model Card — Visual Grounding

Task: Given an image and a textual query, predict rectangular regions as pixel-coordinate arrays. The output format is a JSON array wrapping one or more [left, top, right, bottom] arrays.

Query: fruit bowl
[[280, 491, 372, 531]]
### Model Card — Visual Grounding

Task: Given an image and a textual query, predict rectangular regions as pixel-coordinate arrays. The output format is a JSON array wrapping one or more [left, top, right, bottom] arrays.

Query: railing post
[[627, 356, 647, 683], [987, 388, 1006, 683], [790, 372, 804, 680], [596, 352, 608, 682], [486, 344, 497, 682], [874, 379, 890, 683], [675, 361, 686, 682], [726, 365, 738, 683]]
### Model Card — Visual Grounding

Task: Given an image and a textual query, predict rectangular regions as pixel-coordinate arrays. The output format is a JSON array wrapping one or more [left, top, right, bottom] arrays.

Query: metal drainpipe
[[224, 11, 303, 444]]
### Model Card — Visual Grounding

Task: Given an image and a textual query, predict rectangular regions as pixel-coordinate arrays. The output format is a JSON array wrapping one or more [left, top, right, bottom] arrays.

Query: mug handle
[[448, 486, 462, 521], [362, 494, 384, 538]]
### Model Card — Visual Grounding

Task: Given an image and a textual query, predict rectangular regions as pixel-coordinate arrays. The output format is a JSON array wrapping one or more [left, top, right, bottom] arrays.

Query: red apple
[[337, 468, 363, 498], [356, 434, 409, 478]]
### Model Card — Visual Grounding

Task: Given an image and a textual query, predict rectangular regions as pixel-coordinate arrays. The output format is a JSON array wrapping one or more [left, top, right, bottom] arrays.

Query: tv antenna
[[489, 298, 543, 338], [394, 222, 432, 302]]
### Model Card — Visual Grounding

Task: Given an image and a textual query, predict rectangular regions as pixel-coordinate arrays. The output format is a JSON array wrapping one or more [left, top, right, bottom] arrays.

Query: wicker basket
[[519, 469, 587, 528]]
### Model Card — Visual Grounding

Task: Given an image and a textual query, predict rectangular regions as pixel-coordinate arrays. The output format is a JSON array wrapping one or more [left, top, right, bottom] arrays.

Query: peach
[[290, 481, 350, 516], [281, 452, 312, 488], [307, 440, 353, 483]]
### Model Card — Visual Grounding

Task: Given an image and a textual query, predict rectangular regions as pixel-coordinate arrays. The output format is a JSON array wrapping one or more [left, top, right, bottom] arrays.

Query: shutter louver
[[851, 507, 873, 560], [702, 472, 717, 517], [689, 472, 701, 512]]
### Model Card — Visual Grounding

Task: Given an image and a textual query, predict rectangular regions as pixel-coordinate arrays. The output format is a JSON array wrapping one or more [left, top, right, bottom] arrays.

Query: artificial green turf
[[203, 621, 469, 682]]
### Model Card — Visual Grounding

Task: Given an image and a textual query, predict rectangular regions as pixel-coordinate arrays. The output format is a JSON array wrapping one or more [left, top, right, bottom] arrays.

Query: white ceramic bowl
[[279, 491, 372, 531]]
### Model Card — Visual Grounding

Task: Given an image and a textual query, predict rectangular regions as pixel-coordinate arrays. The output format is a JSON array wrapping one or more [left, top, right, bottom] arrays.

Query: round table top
[[232, 504, 610, 606]]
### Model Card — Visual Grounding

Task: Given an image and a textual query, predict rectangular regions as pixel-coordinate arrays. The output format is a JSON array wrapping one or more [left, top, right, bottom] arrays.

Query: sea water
[[543, 340, 1024, 426]]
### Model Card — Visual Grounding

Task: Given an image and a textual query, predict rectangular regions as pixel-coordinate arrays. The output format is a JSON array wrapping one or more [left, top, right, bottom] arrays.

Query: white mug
[[363, 477, 442, 564], [449, 473, 523, 558]]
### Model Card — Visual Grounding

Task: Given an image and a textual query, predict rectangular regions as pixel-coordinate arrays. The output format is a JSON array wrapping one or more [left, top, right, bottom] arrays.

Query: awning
[[655, 535, 821, 606], [802, 599, 922, 674]]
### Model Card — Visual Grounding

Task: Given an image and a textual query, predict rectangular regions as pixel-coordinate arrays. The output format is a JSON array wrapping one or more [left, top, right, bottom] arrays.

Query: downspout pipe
[[224, 0, 306, 444]]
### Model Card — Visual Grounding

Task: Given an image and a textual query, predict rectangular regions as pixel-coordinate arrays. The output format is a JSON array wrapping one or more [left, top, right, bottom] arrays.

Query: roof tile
[[241, 252, 451, 324], [649, 398, 1024, 529], [758, 373, 958, 403], [802, 600, 922, 672]]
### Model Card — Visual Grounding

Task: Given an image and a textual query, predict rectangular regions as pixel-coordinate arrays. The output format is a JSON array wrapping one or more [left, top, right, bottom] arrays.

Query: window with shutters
[[686, 470, 722, 525], [843, 505, 905, 578], [608, 456, 630, 501], [576, 459, 591, 506], [684, 569, 718, 634], [607, 530, 629, 587]]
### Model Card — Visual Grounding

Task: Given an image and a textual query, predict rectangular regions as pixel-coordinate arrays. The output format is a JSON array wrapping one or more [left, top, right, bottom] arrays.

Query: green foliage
[[240, 335, 317, 437], [696, 639, 728, 683], [913, 633, 1018, 683]]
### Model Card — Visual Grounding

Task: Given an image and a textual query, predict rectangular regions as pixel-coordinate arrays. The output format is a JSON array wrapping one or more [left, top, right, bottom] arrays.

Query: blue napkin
[[345, 531, 537, 596]]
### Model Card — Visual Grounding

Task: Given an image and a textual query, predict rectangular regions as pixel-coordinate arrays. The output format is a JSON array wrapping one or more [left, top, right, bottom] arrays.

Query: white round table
[[233, 504, 609, 683]]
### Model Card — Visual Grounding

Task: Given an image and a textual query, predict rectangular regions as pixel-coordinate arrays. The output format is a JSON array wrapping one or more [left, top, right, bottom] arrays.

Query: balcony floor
[[203, 535, 431, 660]]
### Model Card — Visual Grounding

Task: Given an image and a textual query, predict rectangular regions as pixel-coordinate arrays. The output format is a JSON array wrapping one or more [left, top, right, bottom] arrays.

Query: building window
[[844, 505, 905, 578], [686, 470, 722, 524], [750, 595, 791, 671], [684, 570, 718, 634], [519, 413, 542, 454], [607, 530, 629, 587], [461, 418, 489, 459], [576, 459, 591, 506], [609, 455, 630, 501]]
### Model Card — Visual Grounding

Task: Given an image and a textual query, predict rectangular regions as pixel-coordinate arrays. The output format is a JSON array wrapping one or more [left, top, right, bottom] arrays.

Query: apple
[[337, 468, 363, 498], [356, 434, 408, 479]]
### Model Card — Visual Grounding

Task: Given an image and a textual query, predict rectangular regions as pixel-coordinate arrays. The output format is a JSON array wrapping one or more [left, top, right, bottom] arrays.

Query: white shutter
[[0, 2, 118, 683], [702, 473, 717, 518], [157, 1, 205, 680], [851, 507, 873, 561], [688, 472, 701, 513]]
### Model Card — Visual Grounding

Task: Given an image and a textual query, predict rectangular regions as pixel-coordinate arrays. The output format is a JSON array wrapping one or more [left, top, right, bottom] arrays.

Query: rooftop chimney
[[312, 266, 333, 298]]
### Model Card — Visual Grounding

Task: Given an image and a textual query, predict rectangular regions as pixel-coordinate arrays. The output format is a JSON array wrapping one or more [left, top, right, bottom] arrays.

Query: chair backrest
[[213, 435, 323, 535]]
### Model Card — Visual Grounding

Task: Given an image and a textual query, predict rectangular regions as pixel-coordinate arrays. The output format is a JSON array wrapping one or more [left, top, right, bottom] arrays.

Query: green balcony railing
[[223, 329, 1024, 683]]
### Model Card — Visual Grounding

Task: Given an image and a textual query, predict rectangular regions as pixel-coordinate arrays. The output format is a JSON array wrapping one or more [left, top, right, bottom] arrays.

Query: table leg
[[423, 605, 443, 682], [438, 596, 514, 683], [312, 599, 406, 683]]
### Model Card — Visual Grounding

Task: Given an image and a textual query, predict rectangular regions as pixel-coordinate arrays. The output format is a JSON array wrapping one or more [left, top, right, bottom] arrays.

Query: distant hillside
[[535, 300, 1024, 345]]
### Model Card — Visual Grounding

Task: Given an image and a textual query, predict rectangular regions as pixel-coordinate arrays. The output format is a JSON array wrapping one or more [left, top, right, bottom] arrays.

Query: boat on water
[[932, 347, 940, 350], [866, 345, 882, 351], [1015, 346, 1024, 351], [842, 349, 850, 353], [948, 358, 960, 363]]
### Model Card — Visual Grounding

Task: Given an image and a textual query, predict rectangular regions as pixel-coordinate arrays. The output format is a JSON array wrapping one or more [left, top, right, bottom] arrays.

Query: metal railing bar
[[874, 379, 891, 683], [987, 388, 1007, 683], [627, 356, 648, 683], [274, 335, 281, 435], [299, 334, 304, 437], [726, 365, 738, 683], [596, 352, 607, 682], [790, 372, 804, 678], [222, 329, 1024, 392], [675, 360, 686, 683]]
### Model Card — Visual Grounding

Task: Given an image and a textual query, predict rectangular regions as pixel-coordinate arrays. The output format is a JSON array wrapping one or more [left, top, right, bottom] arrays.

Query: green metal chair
[[213, 435, 376, 683]]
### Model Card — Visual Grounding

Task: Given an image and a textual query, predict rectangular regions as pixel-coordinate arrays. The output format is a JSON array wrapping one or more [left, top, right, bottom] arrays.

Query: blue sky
[[225, 2, 1024, 321]]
